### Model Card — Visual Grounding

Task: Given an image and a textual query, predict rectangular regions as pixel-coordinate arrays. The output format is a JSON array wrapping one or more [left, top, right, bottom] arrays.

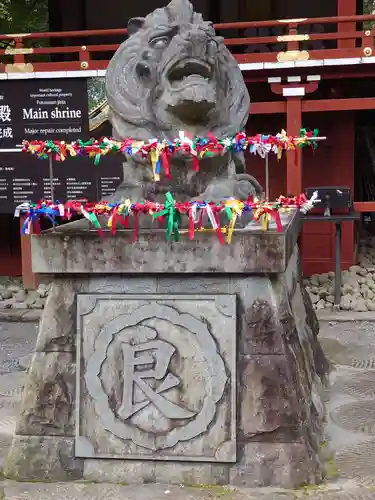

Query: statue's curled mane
[[106, 0, 250, 140]]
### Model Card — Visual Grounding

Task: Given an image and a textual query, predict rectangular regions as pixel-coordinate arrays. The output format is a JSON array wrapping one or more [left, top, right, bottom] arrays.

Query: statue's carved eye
[[150, 36, 169, 49]]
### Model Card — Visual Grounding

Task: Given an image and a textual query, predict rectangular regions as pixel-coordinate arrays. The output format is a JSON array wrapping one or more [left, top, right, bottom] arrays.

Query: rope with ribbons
[[15, 191, 319, 244], [22, 129, 324, 181]]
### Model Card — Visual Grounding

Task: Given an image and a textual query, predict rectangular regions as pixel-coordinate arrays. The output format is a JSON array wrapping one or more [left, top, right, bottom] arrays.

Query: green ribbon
[[45, 140, 59, 154], [311, 128, 319, 149], [299, 128, 320, 149], [225, 206, 233, 221], [94, 153, 101, 165], [89, 212, 101, 229], [152, 192, 180, 241]]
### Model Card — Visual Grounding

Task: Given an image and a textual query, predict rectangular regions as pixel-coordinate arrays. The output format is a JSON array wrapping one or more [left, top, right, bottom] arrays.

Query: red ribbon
[[272, 209, 283, 232], [192, 155, 200, 172], [197, 209, 204, 230], [161, 149, 171, 178], [188, 208, 195, 240], [110, 207, 119, 236], [214, 210, 225, 244]]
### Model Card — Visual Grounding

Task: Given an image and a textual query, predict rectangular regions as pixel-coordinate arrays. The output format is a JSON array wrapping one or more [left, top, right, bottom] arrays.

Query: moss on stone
[[324, 455, 339, 480], [185, 484, 235, 497]]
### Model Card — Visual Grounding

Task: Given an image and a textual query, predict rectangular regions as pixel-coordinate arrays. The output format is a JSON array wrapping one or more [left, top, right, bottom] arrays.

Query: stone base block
[[3, 436, 83, 481], [6, 240, 328, 488], [16, 352, 75, 436], [230, 443, 323, 488], [84, 460, 230, 485]]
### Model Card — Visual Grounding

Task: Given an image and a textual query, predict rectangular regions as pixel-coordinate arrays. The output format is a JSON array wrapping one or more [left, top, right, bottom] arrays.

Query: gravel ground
[[0, 322, 38, 375], [1, 320, 375, 499]]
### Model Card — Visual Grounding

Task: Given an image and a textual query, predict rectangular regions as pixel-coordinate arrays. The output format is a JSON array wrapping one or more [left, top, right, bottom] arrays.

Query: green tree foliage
[[0, 0, 48, 35], [88, 77, 106, 111], [0, 0, 103, 111], [363, 0, 375, 14], [362, 0, 375, 29], [0, 0, 48, 51]]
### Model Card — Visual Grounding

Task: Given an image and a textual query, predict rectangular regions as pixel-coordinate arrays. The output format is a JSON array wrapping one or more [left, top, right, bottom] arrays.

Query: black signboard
[[0, 153, 122, 214], [0, 78, 89, 149], [0, 77, 104, 213]]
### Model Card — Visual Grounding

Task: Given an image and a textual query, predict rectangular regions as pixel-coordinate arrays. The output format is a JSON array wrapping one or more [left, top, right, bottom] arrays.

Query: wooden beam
[[354, 202, 375, 212], [251, 102, 287, 114], [302, 97, 375, 112], [244, 69, 375, 84], [250, 97, 375, 114], [250, 97, 375, 115]]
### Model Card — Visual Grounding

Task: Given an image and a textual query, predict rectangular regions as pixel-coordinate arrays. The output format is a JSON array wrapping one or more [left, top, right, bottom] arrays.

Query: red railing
[[1, 14, 375, 72]]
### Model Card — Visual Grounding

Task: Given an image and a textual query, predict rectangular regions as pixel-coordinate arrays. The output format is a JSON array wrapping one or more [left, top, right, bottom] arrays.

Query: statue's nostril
[[136, 62, 151, 78], [142, 50, 152, 60]]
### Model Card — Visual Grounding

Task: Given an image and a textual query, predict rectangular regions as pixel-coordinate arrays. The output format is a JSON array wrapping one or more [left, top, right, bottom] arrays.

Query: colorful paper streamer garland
[[22, 128, 321, 181], [15, 192, 316, 243]]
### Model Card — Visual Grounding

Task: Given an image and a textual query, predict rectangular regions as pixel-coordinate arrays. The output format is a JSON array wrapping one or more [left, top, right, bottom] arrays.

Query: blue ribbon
[[38, 206, 59, 225], [21, 209, 38, 234], [155, 159, 161, 175]]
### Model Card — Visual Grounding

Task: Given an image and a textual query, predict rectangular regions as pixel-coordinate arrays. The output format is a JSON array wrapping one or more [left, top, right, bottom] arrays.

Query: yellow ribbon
[[197, 227, 227, 234], [107, 202, 129, 228], [150, 149, 160, 181], [225, 200, 244, 243], [261, 213, 270, 231], [116, 203, 126, 215], [227, 214, 237, 243], [67, 145, 76, 157]]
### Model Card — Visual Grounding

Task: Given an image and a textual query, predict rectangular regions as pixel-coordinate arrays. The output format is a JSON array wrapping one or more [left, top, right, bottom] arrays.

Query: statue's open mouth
[[167, 58, 212, 89], [163, 57, 216, 123]]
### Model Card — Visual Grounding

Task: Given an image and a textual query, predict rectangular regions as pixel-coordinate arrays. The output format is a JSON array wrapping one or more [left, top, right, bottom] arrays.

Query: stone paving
[[0, 277, 49, 312], [2, 320, 375, 498]]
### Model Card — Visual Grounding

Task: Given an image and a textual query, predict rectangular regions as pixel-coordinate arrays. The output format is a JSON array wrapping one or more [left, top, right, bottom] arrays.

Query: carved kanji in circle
[[84, 303, 229, 452], [118, 338, 196, 421]]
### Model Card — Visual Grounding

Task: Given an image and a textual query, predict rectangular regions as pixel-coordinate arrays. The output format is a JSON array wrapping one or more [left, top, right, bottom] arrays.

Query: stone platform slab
[[30, 211, 301, 275]]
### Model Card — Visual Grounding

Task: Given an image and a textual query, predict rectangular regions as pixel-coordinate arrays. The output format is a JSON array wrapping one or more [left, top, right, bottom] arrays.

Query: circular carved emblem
[[85, 304, 228, 451]]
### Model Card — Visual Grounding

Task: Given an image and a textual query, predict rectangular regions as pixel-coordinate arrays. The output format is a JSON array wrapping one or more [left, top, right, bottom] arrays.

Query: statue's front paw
[[232, 174, 263, 199]]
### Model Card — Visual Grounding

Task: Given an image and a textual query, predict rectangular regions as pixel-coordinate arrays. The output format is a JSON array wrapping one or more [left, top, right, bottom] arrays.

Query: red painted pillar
[[270, 81, 318, 196], [337, 0, 356, 49], [286, 96, 302, 195]]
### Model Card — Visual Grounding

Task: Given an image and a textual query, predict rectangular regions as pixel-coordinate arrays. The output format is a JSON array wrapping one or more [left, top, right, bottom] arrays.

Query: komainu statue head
[[104, 0, 262, 205], [106, 0, 250, 140]]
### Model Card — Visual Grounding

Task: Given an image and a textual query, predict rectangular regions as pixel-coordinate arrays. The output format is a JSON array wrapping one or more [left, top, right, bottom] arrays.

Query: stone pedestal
[[4, 212, 328, 488]]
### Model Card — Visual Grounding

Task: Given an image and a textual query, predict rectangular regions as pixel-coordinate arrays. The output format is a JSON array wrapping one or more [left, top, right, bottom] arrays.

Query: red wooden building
[[1, 0, 375, 284]]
